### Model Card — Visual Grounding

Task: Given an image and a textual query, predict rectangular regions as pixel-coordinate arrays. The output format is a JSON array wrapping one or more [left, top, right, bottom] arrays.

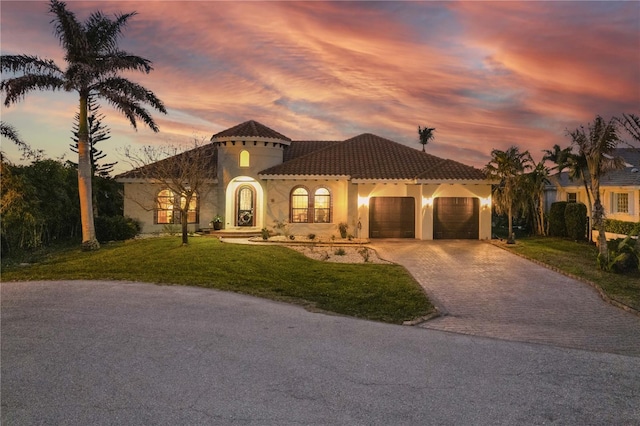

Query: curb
[[489, 241, 640, 318]]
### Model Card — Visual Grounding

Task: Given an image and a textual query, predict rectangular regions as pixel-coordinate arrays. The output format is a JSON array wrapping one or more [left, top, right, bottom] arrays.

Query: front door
[[236, 185, 255, 227]]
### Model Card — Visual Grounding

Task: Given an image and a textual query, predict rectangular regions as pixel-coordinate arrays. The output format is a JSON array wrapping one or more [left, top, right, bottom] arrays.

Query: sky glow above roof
[[1, 1, 638, 173]]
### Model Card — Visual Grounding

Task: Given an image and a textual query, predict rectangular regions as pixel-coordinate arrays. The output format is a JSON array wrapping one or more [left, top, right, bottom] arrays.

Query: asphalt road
[[2, 280, 639, 425]]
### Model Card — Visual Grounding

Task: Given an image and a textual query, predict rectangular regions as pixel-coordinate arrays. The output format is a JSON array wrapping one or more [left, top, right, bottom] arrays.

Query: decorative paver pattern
[[371, 240, 640, 357]]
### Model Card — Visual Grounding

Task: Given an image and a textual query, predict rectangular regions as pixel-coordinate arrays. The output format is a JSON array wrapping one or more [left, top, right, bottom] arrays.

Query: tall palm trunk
[[582, 176, 593, 240], [507, 205, 515, 244], [77, 94, 99, 250]]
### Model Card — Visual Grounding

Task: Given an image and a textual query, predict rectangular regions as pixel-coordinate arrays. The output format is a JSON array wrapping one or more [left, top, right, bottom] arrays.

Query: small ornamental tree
[[121, 139, 215, 245]]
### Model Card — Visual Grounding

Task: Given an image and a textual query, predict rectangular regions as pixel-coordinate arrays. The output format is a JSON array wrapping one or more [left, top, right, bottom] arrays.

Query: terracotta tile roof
[[115, 144, 217, 180], [210, 120, 291, 141], [284, 140, 342, 162], [260, 133, 485, 181]]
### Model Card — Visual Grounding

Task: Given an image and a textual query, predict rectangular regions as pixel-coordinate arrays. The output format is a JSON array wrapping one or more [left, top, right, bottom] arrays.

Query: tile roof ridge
[[415, 156, 484, 180], [283, 139, 349, 162]]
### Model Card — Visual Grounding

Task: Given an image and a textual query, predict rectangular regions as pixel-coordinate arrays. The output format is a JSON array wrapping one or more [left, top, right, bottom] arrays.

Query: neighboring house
[[116, 120, 492, 240], [545, 148, 640, 223]]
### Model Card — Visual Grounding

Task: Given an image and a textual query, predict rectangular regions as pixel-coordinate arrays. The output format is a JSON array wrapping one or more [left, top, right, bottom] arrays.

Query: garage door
[[433, 197, 479, 239], [369, 197, 415, 238]]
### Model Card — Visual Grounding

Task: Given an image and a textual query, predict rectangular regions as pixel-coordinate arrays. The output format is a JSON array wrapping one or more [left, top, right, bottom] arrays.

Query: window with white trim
[[567, 192, 578, 203], [612, 192, 629, 214]]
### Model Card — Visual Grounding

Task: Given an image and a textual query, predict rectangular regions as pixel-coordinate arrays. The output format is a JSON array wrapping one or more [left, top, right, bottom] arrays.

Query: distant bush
[[565, 203, 587, 241], [548, 202, 568, 237], [604, 219, 640, 236], [334, 248, 346, 256], [95, 216, 141, 242]]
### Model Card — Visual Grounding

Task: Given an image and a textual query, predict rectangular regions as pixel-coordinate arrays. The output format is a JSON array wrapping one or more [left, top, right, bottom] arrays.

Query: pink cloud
[[1, 1, 638, 172]]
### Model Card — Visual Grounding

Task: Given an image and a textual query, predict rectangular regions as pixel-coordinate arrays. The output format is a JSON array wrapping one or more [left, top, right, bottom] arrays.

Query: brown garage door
[[369, 197, 415, 238], [433, 197, 479, 239]]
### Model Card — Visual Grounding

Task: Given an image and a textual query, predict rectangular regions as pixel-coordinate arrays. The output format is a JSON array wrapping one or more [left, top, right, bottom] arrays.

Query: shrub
[[599, 237, 639, 273], [338, 222, 348, 238], [604, 219, 640, 236], [565, 203, 587, 241], [334, 248, 346, 256], [261, 228, 269, 240], [95, 216, 141, 243], [307, 233, 316, 240], [548, 202, 568, 237], [358, 247, 370, 262]]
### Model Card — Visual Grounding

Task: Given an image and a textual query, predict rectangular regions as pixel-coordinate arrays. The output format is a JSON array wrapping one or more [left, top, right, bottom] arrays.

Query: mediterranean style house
[[545, 148, 640, 224], [117, 120, 492, 240]]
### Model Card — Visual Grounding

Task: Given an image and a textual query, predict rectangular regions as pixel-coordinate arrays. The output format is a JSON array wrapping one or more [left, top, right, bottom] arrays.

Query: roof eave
[[416, 178, 490, 185], [116, 177, 218, 184], [351, 178, 417, 184], [211, 136, 291, 146], [258, 174, 351, 180]]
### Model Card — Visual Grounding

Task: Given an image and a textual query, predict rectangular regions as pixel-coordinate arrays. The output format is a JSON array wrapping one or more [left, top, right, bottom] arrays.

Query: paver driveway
[[370, 240, 640, 357]]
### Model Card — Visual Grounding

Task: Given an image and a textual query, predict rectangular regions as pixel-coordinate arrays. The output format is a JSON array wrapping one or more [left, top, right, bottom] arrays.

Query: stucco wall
[[263, 179, 351, 238], [355, 182, 492, 240], [123, 182, 218, 234]]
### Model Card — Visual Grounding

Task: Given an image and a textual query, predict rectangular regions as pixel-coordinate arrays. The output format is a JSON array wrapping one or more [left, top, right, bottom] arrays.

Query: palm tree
[[70, 97, 116, 178], [569, 116, 624, 266], [484, 146, 531, 244], [521, 157, 549, 236], [543, 144, 593, 234], [418, 126, 435, 152], [1, 0, 166, 250], [543, 144, 573, 174]]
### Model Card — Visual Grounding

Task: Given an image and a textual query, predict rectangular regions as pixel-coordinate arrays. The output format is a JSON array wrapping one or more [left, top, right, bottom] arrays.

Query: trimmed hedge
[[565, 202, 587, 241], [95, 216, 141, 243], [548, 201, 568, 237], [604, 219, 640, 236]]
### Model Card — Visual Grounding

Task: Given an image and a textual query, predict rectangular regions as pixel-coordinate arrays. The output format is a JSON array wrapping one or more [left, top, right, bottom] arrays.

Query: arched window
[[239, 150, 250, 167], [314, 187, 331, 223], [156, 189, 198, 224], [291, 187, 309, 223], [156, 189, 175, 224], [290, 186, 332, 223]]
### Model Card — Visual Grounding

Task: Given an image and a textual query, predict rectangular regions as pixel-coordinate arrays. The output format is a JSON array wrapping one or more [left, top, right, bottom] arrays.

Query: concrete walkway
[[370, 240, 640, 357]]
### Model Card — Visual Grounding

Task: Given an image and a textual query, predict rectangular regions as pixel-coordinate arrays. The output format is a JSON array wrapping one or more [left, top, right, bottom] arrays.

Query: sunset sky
[[1, 1, 638, 173]]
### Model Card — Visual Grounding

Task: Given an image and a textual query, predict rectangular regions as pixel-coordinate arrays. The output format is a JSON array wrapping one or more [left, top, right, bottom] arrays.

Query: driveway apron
[[370, 240, 640, 356]]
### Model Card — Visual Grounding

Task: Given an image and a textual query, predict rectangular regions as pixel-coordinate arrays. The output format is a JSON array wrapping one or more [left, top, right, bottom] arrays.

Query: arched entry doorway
[[225, 177, 263, 230], [236, 185, 255, 227]]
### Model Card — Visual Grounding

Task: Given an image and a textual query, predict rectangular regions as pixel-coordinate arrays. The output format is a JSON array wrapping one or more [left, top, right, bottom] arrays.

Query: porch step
[[198, 229, 261, 239]]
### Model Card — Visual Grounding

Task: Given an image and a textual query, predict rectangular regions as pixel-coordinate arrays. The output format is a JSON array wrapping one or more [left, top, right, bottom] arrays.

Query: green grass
[[503, 237, 640, 311], [1, 237, 433, 324]]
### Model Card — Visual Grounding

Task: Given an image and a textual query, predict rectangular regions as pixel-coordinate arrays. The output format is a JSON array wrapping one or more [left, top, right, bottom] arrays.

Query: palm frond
[[1, 55, 63, 76], [618, 113, 640, 144], [1, 74, 65, 106], [94, 77, 166, 113], [98, 51, 153, 74], [49, 0, 88, 62], [86, 10, 137, 53]]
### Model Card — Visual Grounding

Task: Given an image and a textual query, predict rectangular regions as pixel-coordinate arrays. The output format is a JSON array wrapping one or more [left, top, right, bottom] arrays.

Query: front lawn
[[502, 237, 640, 311], [1, 237, 433, 324]]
